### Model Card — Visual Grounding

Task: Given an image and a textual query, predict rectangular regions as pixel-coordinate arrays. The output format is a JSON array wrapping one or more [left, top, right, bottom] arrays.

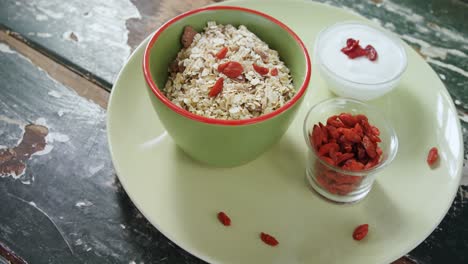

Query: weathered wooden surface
[[0, 0, 467, 263], [0, 42, 204, 264]]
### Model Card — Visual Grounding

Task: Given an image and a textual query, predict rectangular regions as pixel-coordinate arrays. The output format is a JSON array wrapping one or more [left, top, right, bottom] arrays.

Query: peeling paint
[[0, 43, 15, 54], [48, 91, 62, 98], [426, 58, 468, 78], [75, 200, 93, 207], [401, 35, 468, 60], [37, 32, 52, 38]]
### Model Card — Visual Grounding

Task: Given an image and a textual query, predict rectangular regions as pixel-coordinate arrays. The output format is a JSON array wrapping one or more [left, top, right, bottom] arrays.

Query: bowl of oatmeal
[[143, 6, 311, 167]]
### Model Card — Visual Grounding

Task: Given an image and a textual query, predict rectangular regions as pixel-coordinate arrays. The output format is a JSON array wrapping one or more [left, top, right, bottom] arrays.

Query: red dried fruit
[[217, 62, 229, 72], [217, 211, 231, 226], [346, 47, 368, 59], [270, 68, 278, 76], [318, 143, 340, 156], [357, 146, 367, 161], [354, 123, 364, 137], [220, 61, 244, 78], [341, 128, 361, 143], [427, 147, 439, 166], [336, 152, 355, 165], [327, 126, 340, 139], [371, 126, 380, 136], [341, 38, 359, 53], [216, 47, 228, 59], [253, 63, 269, 75], [319, 122, 329, 144], [339, 113, 358, 127], [327, 116, 345, 128], [341, 38, 378, 61], [365, 45, 378, 61], [312, 125, 323, 148], [341, 142, 353, 153], [362, 136, 377, 159], [342, 159, 365, 171], [260, 232, 279, 246], [353, 224, 369, 241], [208, 78, 224, 97], [321, 156, 336, 166]]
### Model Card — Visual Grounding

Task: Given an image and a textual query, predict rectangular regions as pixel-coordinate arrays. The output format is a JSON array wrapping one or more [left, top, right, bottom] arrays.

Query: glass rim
[[302, 97, 399, 176]]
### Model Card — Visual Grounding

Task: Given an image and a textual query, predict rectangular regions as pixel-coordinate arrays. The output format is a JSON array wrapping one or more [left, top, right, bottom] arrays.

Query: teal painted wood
[[0, 42, 204, 264]]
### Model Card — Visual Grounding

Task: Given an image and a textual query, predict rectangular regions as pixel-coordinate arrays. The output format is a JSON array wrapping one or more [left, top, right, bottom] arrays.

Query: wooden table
[[0, 0, 467, 263]]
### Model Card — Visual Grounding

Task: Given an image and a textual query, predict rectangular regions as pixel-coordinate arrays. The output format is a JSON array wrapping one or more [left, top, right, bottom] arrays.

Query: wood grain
[[0, 30, 109, 109]]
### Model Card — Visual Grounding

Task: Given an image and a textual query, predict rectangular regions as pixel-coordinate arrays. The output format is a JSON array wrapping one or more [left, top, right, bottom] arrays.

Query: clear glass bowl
[[303, 98, 398, 203]]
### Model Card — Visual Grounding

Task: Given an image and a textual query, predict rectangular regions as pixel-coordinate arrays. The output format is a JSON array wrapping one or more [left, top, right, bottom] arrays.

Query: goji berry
[[321, 156, 335, 166], [270, 68, 278, 76], [311, 125, 323, 148], [208, 78, 224, 97], [253, 63, 269, 75], [341, 128, 361, 143], [341, 38, 359, 53], [318, 143, 340, 156], [319, 122, 329, 143], [354, 123, 364, 137], [427, 147, 439, 166], [217, 211, 231, 226], [341, 38, 378, 61], [341, 142, 353, 153], [220, 61, 243, 78], [217, 62, 229, 72], [327, 115, 345, 128], [339, 113, 358, 127], [371, 126, 380, 136], [336, 152, 355, 165], [353, 224, 369, 241], [362, 135, 377, 159], [365, 45, 378, 61], [215, 46, 228, 59], [260, 232, 279, 246], [327, 126, 340, 139], [342, 159, 365, 171]]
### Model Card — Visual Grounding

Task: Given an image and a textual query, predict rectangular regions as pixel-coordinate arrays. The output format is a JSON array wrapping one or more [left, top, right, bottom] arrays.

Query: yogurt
[[315, 22, 407, 100]]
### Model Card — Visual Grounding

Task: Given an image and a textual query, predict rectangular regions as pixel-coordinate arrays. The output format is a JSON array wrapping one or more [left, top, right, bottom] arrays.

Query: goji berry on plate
[[427, 147, 439, 167], [260, 232, 279, 246], [217, 211, 231, 226], [353, 224, 369, 241]]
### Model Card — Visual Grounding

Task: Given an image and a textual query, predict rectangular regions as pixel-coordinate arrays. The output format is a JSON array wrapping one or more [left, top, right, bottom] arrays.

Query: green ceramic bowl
[[143, 6, 311, 167]]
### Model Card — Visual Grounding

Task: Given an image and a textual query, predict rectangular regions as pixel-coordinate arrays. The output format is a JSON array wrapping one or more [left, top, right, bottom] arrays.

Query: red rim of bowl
[[143, 5, 312, 126]]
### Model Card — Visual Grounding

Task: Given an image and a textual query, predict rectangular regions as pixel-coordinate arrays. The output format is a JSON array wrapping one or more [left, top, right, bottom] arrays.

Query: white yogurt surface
[[317, 23, 406, 84]]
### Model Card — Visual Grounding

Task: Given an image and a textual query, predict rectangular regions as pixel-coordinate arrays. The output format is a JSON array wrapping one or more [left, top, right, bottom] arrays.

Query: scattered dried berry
[[260, 232, 279, 246], [217, 211, 231, 226], [353, 224, 369, 241], [427, 147, 439, 167]]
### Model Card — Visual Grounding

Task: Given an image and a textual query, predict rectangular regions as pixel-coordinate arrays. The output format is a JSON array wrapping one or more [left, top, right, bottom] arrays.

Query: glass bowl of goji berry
[[303, 97, 398, 203]]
